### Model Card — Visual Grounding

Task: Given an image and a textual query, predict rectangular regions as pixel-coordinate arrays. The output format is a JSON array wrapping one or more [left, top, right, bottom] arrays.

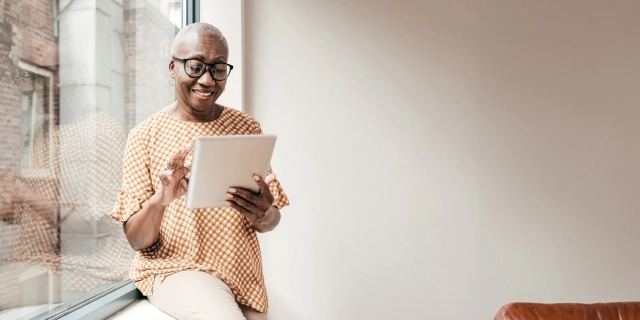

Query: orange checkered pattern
[[111, 107, 289, 313]]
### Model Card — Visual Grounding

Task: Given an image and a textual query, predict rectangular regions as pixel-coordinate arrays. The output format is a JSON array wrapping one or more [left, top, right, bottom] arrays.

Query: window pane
[[0, 0, 183, 317]]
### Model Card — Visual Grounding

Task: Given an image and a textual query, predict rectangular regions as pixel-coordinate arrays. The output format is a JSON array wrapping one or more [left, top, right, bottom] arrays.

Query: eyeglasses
[[172, 57, 234, 81]]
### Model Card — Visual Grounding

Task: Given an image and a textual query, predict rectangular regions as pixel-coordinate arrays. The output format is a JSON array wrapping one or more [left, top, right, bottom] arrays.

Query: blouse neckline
[[159, 106, 228, 125]]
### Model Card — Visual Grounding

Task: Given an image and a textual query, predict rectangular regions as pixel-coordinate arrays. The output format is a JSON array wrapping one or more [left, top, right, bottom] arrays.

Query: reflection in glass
[[0, 0, 183, 317], [0, 111, 130, 310], [19, 65, 52, 171]]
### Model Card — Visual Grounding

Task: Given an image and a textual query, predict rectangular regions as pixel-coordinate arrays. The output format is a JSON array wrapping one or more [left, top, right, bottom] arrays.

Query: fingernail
[[225, 201, 232, 206], [226, 193, 233, 199], [228, 188, 236, 193], [254, 175, 260, 181]]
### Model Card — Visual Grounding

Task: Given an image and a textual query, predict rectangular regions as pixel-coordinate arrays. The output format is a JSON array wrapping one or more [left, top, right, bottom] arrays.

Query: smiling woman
[[165, 24, 231, 122], [111, 23, 290, 320]]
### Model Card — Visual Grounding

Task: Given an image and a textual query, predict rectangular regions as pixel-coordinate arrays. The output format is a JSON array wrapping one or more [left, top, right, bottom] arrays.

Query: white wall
[[243, 1, 640, 319]]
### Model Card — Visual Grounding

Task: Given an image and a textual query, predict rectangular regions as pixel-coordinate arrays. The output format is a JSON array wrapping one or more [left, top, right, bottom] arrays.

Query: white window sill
[[108, 298, 174, 320]]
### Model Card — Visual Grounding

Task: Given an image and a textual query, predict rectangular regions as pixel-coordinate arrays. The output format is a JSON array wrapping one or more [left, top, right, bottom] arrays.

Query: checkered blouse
[[110, 107, 289, 313]]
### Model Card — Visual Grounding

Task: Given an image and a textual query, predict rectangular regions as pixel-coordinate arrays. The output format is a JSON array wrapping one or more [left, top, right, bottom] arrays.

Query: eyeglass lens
[[184, 60, 230, 80]]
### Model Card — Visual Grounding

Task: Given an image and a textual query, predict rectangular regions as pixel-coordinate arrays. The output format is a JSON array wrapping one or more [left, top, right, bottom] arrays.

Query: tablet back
[[185, 134, 277, 209]]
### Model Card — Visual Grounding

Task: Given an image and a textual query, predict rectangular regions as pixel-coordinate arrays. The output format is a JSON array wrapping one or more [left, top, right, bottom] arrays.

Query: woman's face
[[170, 32, 229, 116]]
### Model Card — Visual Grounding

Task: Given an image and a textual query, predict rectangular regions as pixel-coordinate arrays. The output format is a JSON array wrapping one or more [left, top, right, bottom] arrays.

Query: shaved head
[[171, 23, 228, 58]]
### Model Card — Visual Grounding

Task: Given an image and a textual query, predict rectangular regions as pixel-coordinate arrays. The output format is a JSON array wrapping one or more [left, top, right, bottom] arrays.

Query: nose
[[197, 66, 215, 86]]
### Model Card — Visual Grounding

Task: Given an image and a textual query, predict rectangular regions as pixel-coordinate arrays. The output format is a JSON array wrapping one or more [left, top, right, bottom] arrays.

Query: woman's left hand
[[226, 174, 276, 222]]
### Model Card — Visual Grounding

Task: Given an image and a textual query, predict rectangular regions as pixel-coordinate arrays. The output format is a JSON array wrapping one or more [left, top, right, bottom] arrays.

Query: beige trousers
[[147, 270, 268, 320]]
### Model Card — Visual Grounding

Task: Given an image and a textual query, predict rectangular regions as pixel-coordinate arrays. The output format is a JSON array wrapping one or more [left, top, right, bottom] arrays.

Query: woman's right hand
[[157, 142, 193, 206]]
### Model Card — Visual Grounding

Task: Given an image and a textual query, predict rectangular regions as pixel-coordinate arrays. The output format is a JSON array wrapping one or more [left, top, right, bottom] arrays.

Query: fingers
[[159, 167, 189, 186], [158, 169, 173, 185], [229, 186, 256, 202], [165, 148, 179, 171], [253, 174, 273, 196], [226, 196, 261, 220], [226, 193, 259, 212], [230, 185, 274, 211], [184, 141, 194, 154], [182, 162, 192, 173], [179, 177, 188, 190], [165, 141, 194, 170], [177, 142, 193, 168], [228, 174, 277, 217], [227, 200, 248, 216], [265, 173, 276, 185], [170, 160, 191, 181], [159, 167, 190, 184], [227, 188, 253, 211], [175, 165, 190, 178]]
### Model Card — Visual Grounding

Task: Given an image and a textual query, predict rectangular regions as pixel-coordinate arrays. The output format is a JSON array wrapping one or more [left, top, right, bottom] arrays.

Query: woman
[[111, 23, 289, 320]]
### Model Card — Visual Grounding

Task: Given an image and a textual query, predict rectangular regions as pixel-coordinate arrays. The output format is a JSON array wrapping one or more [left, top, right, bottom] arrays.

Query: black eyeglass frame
[[172, 56, 234, 81]]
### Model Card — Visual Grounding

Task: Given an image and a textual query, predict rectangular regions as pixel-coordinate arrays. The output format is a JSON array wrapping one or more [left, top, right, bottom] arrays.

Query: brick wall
[[0, 0, 22, 174], [18, 0, 58, 67], [0, 0, 58, 173]]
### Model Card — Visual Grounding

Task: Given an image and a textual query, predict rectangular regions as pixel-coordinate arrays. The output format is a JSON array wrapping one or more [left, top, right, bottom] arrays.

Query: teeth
[[194, 91, 212, 97]]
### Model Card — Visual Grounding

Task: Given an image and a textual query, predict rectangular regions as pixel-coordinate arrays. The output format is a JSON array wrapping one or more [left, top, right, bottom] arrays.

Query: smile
[[192, 90, 214, 100]]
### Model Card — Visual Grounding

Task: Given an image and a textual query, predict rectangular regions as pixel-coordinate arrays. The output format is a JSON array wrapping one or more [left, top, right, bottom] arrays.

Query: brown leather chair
[[494, 302, 640, 320]]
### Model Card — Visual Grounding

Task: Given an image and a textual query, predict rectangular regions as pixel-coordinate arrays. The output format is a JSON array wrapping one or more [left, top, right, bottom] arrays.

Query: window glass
[[0, 0, 183, 317]]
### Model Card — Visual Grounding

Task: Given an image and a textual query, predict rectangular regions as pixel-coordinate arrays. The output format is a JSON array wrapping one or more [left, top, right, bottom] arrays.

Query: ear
[[169, 60, 175, 78]]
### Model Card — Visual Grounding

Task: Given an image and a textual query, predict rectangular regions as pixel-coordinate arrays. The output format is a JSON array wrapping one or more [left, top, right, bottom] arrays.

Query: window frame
[[185, 0, 200, 25], [42, 281, 141, 320], [17, 60, 56, 179]]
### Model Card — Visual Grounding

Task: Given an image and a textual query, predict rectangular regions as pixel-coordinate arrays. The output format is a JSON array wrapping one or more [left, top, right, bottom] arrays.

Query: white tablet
[[185, 134, 277, 209]]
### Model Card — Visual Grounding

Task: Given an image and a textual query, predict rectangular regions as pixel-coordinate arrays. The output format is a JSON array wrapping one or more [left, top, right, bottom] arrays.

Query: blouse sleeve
[[110, 128, 154, 223], [267, 167, 290, 209], [253, 119, 290, 209]]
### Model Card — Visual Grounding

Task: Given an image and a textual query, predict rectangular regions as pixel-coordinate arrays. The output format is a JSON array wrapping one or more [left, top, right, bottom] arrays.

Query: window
[[167, 1, 183, 29], [18, 62, 54, 174], [0, 0, 193, 318]]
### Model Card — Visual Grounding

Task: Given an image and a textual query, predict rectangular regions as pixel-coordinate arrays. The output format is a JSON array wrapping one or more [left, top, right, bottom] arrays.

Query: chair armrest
[[494, 302, 640, 320]]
